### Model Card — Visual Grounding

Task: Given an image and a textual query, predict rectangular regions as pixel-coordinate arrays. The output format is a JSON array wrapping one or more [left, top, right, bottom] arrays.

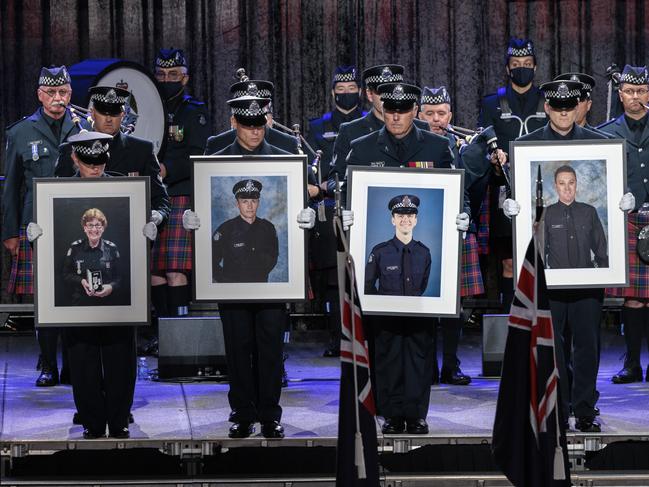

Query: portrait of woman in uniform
[[511, 139, 629, 289], [347, 166, 464, 317], [33, 178, 151, 327], [191, 156, 307, 302]]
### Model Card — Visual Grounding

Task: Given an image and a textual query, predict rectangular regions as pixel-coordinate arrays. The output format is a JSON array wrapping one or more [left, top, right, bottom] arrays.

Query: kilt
[[151, 195, 193, 273], [7, 226, 33, 295], [607, 211, 649, 299], [477, 188, 490, 255], [460, 232, 484, 297]]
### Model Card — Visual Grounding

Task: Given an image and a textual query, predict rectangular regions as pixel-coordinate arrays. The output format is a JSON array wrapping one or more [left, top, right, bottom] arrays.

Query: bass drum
[[69, 59, 166, 156]]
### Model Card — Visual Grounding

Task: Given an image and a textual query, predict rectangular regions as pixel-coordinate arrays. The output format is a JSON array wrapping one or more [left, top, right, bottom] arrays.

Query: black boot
[[612, 307, 645, 384]]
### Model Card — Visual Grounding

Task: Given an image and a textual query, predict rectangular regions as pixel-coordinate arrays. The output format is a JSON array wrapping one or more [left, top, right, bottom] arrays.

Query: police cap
[[233, 179, 263, 199], [389, 194, 420, 215]]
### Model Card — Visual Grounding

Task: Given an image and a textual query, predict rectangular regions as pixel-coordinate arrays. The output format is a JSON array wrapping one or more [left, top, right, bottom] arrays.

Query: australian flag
[[334, 216, 380, 486], [492, 235, 571, 486]]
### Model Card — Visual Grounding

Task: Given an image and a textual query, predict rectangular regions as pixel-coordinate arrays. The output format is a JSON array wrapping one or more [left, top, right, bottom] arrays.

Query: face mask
[[160, 81, 184, 100], [509, 67, 535, 87], [335, 92, 360, 111]]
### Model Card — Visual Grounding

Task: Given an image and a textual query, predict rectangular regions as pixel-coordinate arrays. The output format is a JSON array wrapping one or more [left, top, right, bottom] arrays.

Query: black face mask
[[509, 67, 535, 87], [160, 81, 184, 100], [335, 92, 360, 111]]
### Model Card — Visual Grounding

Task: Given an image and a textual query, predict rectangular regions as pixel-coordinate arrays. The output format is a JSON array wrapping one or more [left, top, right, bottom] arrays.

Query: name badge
[[386, 265, 400, 271], [551, 224, 564, 229], [233, 242, 245, 248], [370, 161, 385, 167]]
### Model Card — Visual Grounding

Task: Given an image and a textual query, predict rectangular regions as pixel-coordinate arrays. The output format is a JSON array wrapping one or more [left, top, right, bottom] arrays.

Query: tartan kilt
[[607, 211, 649, 299], [7, 226, 33, 295], [151, 195, 193, 273], [477, 187, 490, 255], [460, 232, 484, 297]]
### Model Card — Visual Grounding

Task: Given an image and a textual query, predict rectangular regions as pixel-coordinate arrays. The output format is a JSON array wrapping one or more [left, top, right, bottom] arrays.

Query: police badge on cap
[[64, 131, 113, 165], [38, 66, 71, 87], [155, 48, 187, 68], [389, 194, 420, 215], [362, 64, 405, 90], [420, 86, 451, 106], [540, 80, 582, 109], [229, 80, 275, 99], [227, 95, 271, 127], [554, 72, 596, 100], [233, 179, 263, 199], [377, 83, 421, 111], [88, 86, 131, 116], [619, 65, 649, 86]]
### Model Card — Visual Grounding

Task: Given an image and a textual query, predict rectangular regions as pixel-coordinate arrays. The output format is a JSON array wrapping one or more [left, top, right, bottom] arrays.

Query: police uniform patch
[[67, 248, 72, 257], [213, 231, 221, 241], [368, 253, 374, 263], [198, 114, 207, 126]]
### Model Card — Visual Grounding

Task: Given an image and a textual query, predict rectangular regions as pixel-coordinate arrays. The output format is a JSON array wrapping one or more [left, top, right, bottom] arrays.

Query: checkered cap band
[[568, 74, 592, 91], [421, 93, 450, 105], [234, 180, 261, 195], [155, 50, 186, 68], [73, 140, 110, 156], [507, 45, 534, 57], [232, 88, 273, 98], [620, 71, 649, 85], [544, 84, 581, 100], [381, 84, 418, 101], [392, 199, 416, 210], [365, 72, 404, 85], [230, 102, 267, 117], [38, 69, 71, 87], [90, 89, 129, 105], [333, 72, 357, 83]]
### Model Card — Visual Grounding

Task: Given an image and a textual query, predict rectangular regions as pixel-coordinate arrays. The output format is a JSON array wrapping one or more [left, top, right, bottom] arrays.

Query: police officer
[[479, 38, 547, 312], [55, 85, 170, 223], [212, 179, 278, 283], [344, 82, 469, 434], [151, 48, 210, 318], [183, 94, 315, 439], [418, 86, 481, 385], [365, 195, 431, 295], [543, 165, 608, 269], [328, 64, 429, 202], [204, 79, 299, 154], [2, 65, 87, 387], [503, 80, 634, 432], [599, 65, 649, 384], [306, 66, 366, 357], [27, 131, 157, 439], [554, 73, 600, 132]]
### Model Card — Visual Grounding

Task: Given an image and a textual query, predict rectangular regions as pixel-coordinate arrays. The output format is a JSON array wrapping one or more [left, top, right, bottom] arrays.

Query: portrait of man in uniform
[[364, 188, 444, 298], [532, 161, 609, 270], [53, 197, 132, 307], [211, 177, 288, 283]]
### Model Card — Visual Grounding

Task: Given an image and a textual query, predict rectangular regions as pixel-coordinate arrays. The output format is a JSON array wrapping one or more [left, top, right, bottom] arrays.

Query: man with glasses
[[599, 65, 649, 384], [2, 65, 87, 387], [150, 48, 210, 323]]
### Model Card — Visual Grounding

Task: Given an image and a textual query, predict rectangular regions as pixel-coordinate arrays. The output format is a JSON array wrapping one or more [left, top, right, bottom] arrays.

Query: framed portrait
[[33, 177, 151, 327], [347, 166, 464, 317], [192, 155, 307, 302], [511, 139, 628, 289]]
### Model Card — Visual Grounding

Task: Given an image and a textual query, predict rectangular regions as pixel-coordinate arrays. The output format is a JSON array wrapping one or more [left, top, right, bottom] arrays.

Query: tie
[[565, 206, 579, 267], [402, 246, 412, 295], [50, 118, 62, 142], [396, 139, 407, 162]]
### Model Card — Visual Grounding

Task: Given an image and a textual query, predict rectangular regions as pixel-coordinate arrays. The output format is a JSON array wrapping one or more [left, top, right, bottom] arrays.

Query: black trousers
[[38, 327, 68, 372], [219, 302, 286, 423], [65, 326, 136, 432], [549, 290, 603, 420], [372, 316, 434, 419]]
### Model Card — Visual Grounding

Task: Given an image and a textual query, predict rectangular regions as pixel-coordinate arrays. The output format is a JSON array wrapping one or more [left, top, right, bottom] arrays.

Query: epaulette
[[71, 239, 83, 246], [414, 239, 431, 251], [104, 239, 116, 247], [595, 118, 616, 130], [5, 116, 29, 132], [373, 240, 391, 251], [185, 96, 206, 108]]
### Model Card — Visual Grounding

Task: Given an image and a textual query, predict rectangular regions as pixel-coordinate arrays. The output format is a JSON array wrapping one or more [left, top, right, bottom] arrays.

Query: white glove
[[503, 198, 521, 217], [342, 210, 354, 231], [151, 209, 163, 226], [456, 212, 470, 232], [142, 221, 158, 241], [297, 207, 316, 229], [619, 192, 636, 212], [182, 210, 201, 230], [26, 222, 43, 242]]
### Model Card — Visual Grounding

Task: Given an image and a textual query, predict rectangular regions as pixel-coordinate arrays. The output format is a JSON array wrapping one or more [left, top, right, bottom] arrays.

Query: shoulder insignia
[[104, 240, 116, 247], [5, 116, 29, 131], [186, 97, 206, 107], [66, 247, 72, 256], [71, 239, 83, 246], [213, 231, 221, 241], [367, 253, 374, 263]]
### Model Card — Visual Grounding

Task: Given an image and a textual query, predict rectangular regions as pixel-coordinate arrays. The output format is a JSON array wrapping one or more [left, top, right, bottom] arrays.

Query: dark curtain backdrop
[[1, 0, 649, 301]]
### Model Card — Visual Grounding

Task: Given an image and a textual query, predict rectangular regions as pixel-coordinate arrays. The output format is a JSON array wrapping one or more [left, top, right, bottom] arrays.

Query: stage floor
[[2, 327, 649, 445]]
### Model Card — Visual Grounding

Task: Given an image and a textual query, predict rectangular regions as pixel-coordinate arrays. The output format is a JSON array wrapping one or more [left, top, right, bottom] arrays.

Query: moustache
[[51, 101, 66, 107]]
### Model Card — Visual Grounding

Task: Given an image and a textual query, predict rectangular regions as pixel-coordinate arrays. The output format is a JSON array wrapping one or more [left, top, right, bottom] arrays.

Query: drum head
[[70, 60, 166, 156], [638, 224, 649, 264]]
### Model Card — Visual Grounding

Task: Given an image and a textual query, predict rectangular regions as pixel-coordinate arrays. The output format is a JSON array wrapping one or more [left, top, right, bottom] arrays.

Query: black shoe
[[261, 421, 285, 439], [35, 368, 59, 387], [406, 418, 429, 434], [83, 428, 105, 439], [381, 417, 405, 434], [440, 367, 472, 385], [611, 366, 643, 384], [108, 427, 130, 439], [575, 417, 601, 433], [322, 346, 340, 358], [464, 311, 482, 329], [228, 422, 254, 438], [594, 406, 600, 416]]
